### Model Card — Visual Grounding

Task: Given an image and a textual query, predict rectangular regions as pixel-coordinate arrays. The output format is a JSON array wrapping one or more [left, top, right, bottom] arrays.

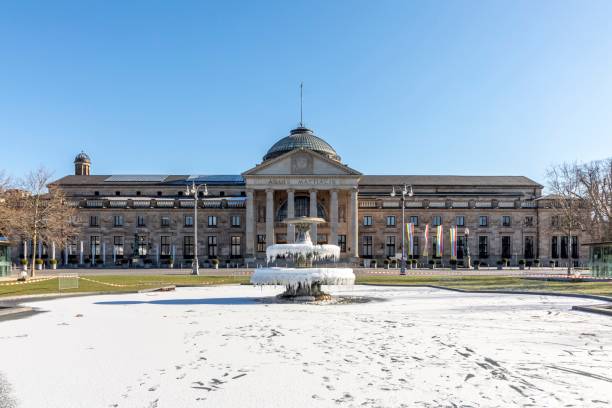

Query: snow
[[265, 243, 340, 263], [250, 267, 355, 289], [0, 285, 611, 408]]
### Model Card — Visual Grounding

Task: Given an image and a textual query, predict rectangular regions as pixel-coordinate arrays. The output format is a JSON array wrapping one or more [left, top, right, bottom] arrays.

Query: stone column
[[265, 189, 275, 247], [330, 189, 338, 247], [245, 189, 255, 257], [350, 188, 359, 258], [310, 189, 318, 243], [287, 189, 295, 243]]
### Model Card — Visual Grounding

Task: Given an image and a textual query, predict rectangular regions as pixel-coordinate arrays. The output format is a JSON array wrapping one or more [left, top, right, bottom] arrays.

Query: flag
[[406, 223, 414, 257], [423, 224, 429, 257], [436, 225, 443, 257], [450, 227, 457, 260]]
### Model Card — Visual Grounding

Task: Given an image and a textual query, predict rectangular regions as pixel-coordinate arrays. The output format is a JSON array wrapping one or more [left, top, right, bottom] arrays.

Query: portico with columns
[[242, 139, 361, 261]]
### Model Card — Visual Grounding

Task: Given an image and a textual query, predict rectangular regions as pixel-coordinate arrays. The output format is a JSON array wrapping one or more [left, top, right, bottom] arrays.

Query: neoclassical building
[[21, 125, 587, 267]]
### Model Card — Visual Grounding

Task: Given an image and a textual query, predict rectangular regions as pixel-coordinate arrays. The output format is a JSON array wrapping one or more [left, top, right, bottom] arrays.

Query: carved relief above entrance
[[291, 153, 313, 174]]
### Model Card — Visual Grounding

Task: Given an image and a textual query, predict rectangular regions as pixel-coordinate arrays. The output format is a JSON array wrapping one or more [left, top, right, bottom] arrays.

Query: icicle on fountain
[[250, 217, 355, 301]]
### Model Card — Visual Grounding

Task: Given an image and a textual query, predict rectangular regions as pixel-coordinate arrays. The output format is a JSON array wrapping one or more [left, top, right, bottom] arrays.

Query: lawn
[[356, 275, 612, 297], [1, 274, 611, 299], [0, 275, 249, 298]]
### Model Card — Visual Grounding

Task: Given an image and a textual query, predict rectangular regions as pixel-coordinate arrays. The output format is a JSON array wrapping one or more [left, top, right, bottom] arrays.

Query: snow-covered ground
[[0, 285, 611, 408]]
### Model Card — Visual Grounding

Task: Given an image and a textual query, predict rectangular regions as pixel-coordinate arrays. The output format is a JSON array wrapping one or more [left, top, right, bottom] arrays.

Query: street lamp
[[391, 184, 413, 275], [185, 182, 208, 275]]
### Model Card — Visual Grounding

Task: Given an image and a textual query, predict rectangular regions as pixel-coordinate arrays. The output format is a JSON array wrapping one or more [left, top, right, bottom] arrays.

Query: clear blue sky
[[2, 1, 611, 184]]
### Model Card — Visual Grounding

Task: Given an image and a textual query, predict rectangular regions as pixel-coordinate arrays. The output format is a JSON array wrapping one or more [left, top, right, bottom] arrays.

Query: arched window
[[276, 196, 327, 221]]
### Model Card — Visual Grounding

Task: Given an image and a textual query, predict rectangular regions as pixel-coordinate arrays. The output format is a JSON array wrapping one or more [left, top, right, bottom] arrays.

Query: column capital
[[265, 188, 274, 194], [286, 188, 295, 193]]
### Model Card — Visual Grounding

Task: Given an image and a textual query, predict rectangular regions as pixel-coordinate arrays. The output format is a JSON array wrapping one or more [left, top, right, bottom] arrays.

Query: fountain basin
[[251, 267, 355, 288]]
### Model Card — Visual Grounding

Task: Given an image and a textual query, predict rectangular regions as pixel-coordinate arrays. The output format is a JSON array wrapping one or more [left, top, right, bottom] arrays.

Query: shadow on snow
[[94, 297, 258, 306]]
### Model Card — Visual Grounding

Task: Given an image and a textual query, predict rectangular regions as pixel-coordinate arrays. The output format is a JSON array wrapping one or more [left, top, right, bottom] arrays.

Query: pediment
[[242, 148, 361, 177]]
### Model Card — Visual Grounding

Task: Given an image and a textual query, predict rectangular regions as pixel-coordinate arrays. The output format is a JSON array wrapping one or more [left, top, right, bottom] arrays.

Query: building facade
[[13, 126, 589, 267]]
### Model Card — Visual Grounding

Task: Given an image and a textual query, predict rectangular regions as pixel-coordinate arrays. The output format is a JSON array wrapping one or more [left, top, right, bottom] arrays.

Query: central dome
[[263, 126, 340, 162]]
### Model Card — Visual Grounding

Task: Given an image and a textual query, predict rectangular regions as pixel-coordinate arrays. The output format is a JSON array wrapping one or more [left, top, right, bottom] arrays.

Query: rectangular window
[[90, 216, 99, 227], [386, 236, 396, 257], [208, 215, 217, 227], [456, 216, 465, 227], [184, 215, 194, 227], [479, 216, 488, 227], [137, 235, 148, 256], [524, 236, 534, 259], [386, 216, 396, 227], [137, 215, 146, 227], [161, 216, 170, 227], [410, 215, 418, 226], [160, 236, 171, 256], [502, 216, 511, 227], [362, 236, 373, 258], [183, 236, 194, 258], [113, 215, 124, 227], [524, 216, 534, 227], [363, 216, 373, 226], [113, 236, 124, 257], [90, 236, 100, 256], [337, 235, 347, 253], [561, 236, 569, 258], [231, 215, 241, 227], [551, 236, 559, 258], [551, 215, 560, 227], [571, 236, 579, 259], [231, 236, 241, 257], [478, 236, 489, 259], [257, 235, 266, 252], [501, 236, 511, 259], [432, 215, 442, 226], [207, 236, 217, 257], [412, 236, 420, 259], [456, 236, 465, 259]]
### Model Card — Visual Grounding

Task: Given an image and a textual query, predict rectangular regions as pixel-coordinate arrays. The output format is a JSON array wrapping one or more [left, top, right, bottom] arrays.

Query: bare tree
[[4, 167, 77, 277], [0, 170, 14, 237], [577, 158, 612, 241], [546, 162, 587, 276]]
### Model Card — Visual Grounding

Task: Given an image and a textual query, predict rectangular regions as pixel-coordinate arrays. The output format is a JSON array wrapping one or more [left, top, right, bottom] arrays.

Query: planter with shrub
[[449, 259, 458, 270], [473, 259, 480, 270], [428, 259, 435, 269], [49, 258, 58, 270], [168, 257, 174, 268], [35, 258, 44, 270], [383, 259, 390, 269], [496, 260, 503, 270], [211, 258, 219, 269], [518, 259, 526, 270], [534, 259, 540, 267], [411, 259, 418, 268], [20, 258, 28, 271], [549, 260, 556, 268]]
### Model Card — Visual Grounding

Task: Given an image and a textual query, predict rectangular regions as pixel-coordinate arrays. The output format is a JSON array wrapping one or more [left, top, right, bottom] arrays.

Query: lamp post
[[185, 182, 208, 275], [391, 184, 413, 275], [465, 227, 471, 269]]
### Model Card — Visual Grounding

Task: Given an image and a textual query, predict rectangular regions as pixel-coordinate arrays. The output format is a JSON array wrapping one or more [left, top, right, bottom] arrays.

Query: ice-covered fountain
[[250, 217, 355, 300]]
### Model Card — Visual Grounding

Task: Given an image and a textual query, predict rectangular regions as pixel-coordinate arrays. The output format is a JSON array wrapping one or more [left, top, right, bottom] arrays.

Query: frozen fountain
[[250, 217, 355, 301]]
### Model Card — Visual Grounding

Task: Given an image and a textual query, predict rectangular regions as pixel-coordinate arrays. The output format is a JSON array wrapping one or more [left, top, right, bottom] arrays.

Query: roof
[[359, 175, 543, 187], [263, 126, 340, 162], [52, 174, 542, 188], [52, 175, 245, 186]]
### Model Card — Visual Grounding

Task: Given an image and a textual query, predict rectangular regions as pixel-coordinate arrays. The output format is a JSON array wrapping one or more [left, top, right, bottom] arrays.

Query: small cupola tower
[[74, 151, 91, 176]]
